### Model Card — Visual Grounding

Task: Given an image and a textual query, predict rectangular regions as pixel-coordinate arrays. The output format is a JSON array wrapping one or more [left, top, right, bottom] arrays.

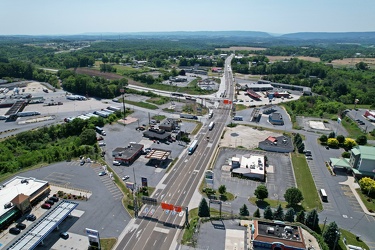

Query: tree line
[[0, 113, 121, 176]]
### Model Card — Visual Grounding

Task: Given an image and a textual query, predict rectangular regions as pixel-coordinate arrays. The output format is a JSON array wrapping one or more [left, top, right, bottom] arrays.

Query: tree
[[102, 56, 109, 64], [79, 128, 96, 145], [263, 206, 273, 220], [296, 210, 305, 224], [254, 185, 268, 200], [323, 222, 340, 249], [253, 208, 260, 218], [359, 177, 375, 195], [305, 209, 319, 231], [284, 187, 303, 207], [328, 131, 336, 138], [273, 204, 284, 220], [356, 61, 368, 70], [336, 135, 345, 144], [344, 138, 357, 149], [319, 134, 328, 143], [327, 138, 339, 148], [239, 204, 249, 216], [198, 198, 210, 217], [218, 185, 227, 195], [284, 208, 295, 222], [356, 135, 367, 145]]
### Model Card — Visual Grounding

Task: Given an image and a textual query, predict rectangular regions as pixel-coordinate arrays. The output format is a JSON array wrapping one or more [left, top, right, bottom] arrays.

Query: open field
[[218, 46, 267, 51], [265, 55, 321, 63], [331, 57, 375, 67], [74, 67, 124, 80]]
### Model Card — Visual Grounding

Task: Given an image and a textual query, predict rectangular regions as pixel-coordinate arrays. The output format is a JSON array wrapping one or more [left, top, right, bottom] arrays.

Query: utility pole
[[322, 217, 328, 233], [133, 167, 138, 217], [121, 88, 126, 121]]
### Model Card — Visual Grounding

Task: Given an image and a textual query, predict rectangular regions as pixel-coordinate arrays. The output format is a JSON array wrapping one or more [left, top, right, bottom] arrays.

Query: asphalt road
[[114, 55, 235, 250]]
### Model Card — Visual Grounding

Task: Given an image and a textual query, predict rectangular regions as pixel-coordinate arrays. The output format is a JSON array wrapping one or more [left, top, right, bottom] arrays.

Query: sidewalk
[[339, 176, 375, 216]]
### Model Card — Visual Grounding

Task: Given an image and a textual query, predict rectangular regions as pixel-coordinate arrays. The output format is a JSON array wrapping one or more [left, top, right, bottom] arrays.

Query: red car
[[41, 203, 51, 209]]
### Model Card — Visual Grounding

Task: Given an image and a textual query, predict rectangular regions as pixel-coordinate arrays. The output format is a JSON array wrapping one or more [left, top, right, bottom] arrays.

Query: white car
[[113, 161, 121, 166], [122, 175, 130, 181], [98, 142, 106, 147]]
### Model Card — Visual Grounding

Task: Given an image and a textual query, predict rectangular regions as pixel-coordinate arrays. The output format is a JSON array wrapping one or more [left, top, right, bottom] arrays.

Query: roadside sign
[[120, 88, 124, 93], [125, 182, 135, 190], [141, 177, 148, 187]]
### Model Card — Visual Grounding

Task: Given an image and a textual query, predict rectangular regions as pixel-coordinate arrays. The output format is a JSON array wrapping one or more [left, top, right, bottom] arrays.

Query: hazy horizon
[[1, 0, 374, 36]]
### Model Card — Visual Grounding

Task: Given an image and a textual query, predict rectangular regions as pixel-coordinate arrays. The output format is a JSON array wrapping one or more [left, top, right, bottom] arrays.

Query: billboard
[[161, 202, 174, 210], [126, 182, 135, 190], [141, 177, 148, 187], [86, 228, 100, 249]]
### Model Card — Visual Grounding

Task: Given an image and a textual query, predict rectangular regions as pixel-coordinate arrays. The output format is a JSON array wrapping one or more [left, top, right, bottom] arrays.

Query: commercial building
[[143, 129, 171, 141], [330, 146, 375, 177], [0, 176, 50, 230], [269, 113, 284, 125], [230, 153, 266, 181], [158, 118, 179, 132], [251, 220, 306, 250], [112, 143, 144, 165]]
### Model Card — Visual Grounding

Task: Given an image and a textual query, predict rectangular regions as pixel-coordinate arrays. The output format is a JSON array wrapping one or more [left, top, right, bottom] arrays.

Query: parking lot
[[100, 109, 198, 187], [212, 148, 296, 213], [16, 161, 131, 239]]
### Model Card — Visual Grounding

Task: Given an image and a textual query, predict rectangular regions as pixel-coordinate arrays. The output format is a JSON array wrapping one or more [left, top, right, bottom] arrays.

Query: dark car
[[16, 223, 26, 230], [26, 214, 36, 221], [49, 196, 59, 202], [45, 199, 55, 206], [60, 232, 69, 239], [41, 203, 51, 209], [9, 227, 21, 235]]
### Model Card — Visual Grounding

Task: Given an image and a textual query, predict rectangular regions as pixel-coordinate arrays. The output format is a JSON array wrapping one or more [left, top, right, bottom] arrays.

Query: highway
[[115, 55, 234, 250]]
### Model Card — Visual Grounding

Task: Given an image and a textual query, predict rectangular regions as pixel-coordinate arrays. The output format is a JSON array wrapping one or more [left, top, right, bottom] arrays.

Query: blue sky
[[0, 0, 374, 35]]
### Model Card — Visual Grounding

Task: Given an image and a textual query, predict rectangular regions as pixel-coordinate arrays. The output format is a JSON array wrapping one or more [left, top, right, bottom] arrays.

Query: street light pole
[[333, 230, 340, 250], [120, 87, 126, 121]]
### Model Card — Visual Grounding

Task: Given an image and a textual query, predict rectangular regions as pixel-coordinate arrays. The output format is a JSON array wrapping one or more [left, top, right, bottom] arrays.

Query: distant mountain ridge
[[280, 32, 375, 40]]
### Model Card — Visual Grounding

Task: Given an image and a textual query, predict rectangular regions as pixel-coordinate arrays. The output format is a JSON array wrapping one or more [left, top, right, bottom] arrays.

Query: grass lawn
[[249, 197, 288, 209], [346, 104, 372, 110], [342, 117, 375, 140], [147, 97, 170, 105], [356, 188, 375, 212], [191, 121, 203, 135], [152, 115, 167, 121], [123, 100, 158, 110], [113, 64, 149, 75], [291, 152, 323, 211], [337, 228, 370, 250], [235, 104, 247, 111], [99, 238, 117, 250]]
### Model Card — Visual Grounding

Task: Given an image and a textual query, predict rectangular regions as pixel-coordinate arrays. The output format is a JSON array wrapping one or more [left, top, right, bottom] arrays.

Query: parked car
[[122, 175, 130, 181], [60, 232, 69, 239], [113, 161, 121, 166], [49, 196, 59, 202], [26, 214, 36, 221], [9, 227, 21, 235], [98, 142, 106, 147], [45, 199, 54, 206], [41, 203, 51, 209], [16, 223, 26, 230], [98, 171, 106, 176]]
